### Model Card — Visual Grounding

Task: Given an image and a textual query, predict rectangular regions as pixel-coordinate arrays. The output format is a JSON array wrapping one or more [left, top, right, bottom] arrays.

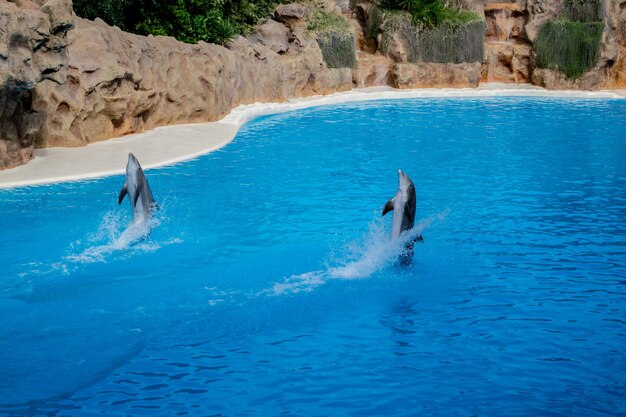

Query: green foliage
[[443, 9, 482, 25], [535, 19, 603, 78], [212, 18, 237, 45], [416, 20, 486, 63], [223, 0, 279, 36], [380, 0, 441, 27], [564, 0, 601, 22], [315, 32, 357, 69], [307, 9, 351, 33], [377, 11, 417, 55], [307, 10, 356, 69], [72, 0, 132, 31], [369, 7, 484, 63], [379, 0, 479, 29], [366, 6, 384, 39], [533, 0, 602, 78], [73, 0, 278, 45]]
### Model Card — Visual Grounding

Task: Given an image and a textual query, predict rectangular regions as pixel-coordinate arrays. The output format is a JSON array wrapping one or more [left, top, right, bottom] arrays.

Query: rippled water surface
[[1, 98, 626, 416]]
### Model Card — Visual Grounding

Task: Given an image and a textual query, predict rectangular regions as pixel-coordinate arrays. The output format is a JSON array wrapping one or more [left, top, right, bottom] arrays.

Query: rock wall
[[486, 0, 626, 89], [357, 0, 626, 89], [0, 0, 73, 168], [33, 8, 352, 148], [613, 0, 626, 85], [351, 1, 484, 89], [0, 1, 352, 165]]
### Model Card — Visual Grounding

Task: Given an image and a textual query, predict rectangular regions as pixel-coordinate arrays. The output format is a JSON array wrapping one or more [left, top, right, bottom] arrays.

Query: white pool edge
[[223, 85, 625, 125], [0, 84, 624, 189]]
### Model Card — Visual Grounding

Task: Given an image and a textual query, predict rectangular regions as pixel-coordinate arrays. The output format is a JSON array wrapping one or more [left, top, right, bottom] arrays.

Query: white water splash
[[66, 208, 179, 264], [268, 270, 328, 295], [265, 210, 450, 296], [14, 206, 181, 282]]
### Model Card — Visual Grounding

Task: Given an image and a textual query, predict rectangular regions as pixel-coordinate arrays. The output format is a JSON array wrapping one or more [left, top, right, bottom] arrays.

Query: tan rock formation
[[531, 67, 604, 89], [524, 0, 563, 42], [32, 13, 351, 148], [483, 0, 626, 89], [0, 0, 72, 168], [352, 52, 392, 87], [274, 3, 310, 26], [483, 42, 532, 83], [485, 3, 528, 42], [352, 3, 485, 88], [391, 62, 483, 88], [604, 0, 626, 87], [249, 19, 292, 54]]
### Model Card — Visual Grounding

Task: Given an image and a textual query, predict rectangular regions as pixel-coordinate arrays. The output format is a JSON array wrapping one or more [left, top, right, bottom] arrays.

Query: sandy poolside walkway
[[0, 84, 624, 189]]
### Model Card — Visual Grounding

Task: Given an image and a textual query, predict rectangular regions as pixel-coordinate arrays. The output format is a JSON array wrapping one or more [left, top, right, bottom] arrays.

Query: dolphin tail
[[382, 198, 395, 216], [398, 235, 423, 266], [118, 182, 128, 205]]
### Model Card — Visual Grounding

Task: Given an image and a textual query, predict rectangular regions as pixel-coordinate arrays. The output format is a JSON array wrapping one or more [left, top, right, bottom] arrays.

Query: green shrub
[[315, 32, 357, 69], [366, 5, 385, 39], [72, 0, 132, 31], [378, 0, 479, 29], [307, 10, 356, 69], [564, 0, 601, 22], [369, 7, 484, 63], [535, 19, 603, 78], [416, 20, 486, 63], [307, 9, 351, 33], [376, 11, 418, 56], [73, 0, 278, 45]]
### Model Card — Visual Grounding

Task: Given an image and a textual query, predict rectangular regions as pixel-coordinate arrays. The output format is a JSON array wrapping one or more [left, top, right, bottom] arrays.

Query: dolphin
[[382, 169, 423, 264], [118, 153, 156, 223]]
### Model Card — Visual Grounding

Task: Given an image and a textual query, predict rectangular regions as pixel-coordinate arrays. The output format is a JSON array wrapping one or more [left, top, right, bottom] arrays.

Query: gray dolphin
[[118, 153, 156, 223], [382, 169, 423, 263]]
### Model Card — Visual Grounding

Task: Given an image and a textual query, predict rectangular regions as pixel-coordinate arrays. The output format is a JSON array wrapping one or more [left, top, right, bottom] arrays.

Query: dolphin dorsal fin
[[118, 181, 128, 205], [382, 198, 395, 216]]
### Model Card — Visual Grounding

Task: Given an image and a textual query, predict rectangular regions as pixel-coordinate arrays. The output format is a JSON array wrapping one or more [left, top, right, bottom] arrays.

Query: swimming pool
[[1, 97, 625, 416]]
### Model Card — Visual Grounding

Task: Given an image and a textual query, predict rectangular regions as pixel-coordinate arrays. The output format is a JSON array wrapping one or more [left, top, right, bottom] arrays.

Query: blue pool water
[[1, 97, 626, 416]]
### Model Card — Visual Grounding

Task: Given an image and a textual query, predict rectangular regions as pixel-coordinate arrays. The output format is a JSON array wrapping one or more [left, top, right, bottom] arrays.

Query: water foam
[[66, 204, 180, 264], [14, 207, 182, 283], [265, 210, 450, 296]]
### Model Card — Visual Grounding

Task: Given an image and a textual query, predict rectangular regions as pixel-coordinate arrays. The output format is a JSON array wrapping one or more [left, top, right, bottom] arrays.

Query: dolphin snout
[[127, 152, 141, 169], [397, 169, 414, 190]]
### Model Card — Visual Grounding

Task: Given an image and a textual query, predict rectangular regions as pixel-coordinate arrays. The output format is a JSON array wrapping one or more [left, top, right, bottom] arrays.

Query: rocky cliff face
[[1, 0, 625, 169], [0, 1, 352, 163], [0, 0, 73, 168], [485, 0, 626, 89], [33, 8, 351, 148]]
